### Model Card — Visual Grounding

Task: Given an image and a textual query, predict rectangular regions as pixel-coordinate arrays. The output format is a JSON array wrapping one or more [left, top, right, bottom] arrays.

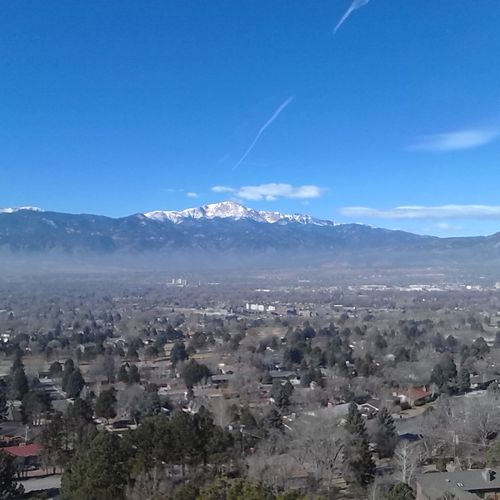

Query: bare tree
[[393, 441, 422, 485], [288, 415, 344, 493]]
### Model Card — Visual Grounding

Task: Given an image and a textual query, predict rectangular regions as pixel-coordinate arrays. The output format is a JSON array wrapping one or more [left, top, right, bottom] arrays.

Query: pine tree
[[10, 367, 29, 400], [66, 369, 85, 398], [117, 365, 129, 383], [458, 367, 471, 393], [128, 364, 140, 384], [126, 345, 139, 361], [0, 384, 8, 422], [266, 406, 284, 431], [61, 432, 130, 499], [95, 389, 117, 421], [62, 359, 75, 393], [0, 450, 24, 498], [374, 407, 398, 458], [343, 402, 375, 487]]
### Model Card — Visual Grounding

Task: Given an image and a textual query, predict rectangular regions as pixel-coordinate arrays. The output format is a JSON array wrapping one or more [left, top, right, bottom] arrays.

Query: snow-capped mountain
[[144, 201, 337, 226], [0, 206, 43, 214], [2, 203, 500, 275]]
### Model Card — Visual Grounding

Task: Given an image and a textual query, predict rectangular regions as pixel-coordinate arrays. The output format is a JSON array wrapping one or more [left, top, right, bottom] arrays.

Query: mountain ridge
[[1, 202, 500, 272]]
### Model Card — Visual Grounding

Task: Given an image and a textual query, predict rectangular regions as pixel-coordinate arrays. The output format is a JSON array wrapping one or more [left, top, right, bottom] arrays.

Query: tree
[[21, 390, 51, 426], [393, 442, 422, 485], [375, 407, 398, 458], [170, 341, 188, 366], [10, 350, 24, 374], [343, 402, 375, 487], [65, 398, 96, 451], [61, 432, 130, 499], [196, 476, 274, 500], [49, 361, 63, 378], [289, 415, 343, 494], [486, 441, 500, 467], [181, 360, 210, 388], [0, 451, 24, 499], [458, 367, 470, 393], [271, 380, 294, 409], [0, 385, 8, 422], [266, 407, 283, 431], [62, 359, 75, 393], [385, 482, 415, 500], [117, 365, 129, 383], [38, 411, 67, 473], [66, 369, 85, 398], [128, 364, 140, 384], [10, 367, 28, 400], [95, 388, 117, 420], [126, 345, 139, 361]]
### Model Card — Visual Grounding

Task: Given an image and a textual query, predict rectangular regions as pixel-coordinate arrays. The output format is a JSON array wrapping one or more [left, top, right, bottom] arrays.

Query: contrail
[[232, 96, 294, 170], [334, 0, 370, 34]]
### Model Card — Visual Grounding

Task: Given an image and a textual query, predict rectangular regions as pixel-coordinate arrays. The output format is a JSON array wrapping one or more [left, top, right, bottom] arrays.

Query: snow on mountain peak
[[0, 206, 43, 214], [143, 201, 337, 226]]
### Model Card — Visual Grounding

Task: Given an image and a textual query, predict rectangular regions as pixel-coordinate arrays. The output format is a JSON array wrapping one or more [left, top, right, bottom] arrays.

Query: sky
[[1, 0, 500, 237]]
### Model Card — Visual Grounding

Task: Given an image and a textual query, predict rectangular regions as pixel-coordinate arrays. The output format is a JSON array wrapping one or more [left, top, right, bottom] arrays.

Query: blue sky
[[1, 0, 500, 236]]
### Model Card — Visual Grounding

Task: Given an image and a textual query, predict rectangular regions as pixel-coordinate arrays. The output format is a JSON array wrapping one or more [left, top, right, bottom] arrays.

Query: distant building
[[170, 278, 188, 286], [245, 303, 276, 313]]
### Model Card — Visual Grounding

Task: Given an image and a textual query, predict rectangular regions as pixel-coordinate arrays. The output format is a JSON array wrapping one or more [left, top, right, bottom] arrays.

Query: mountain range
[[0, 201, 499, 271]]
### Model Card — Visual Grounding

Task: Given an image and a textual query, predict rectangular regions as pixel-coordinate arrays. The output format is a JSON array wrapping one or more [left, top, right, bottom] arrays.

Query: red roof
[[405, 387, 432, 400], [3, 443, 41, 457]]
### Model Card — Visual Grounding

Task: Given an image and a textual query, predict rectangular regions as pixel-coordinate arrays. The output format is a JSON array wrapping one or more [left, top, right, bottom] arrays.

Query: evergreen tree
[[143, 384, 161, 417], [181, 360, 211, 388], [61, 432, 130, 499], [0, 384, 8, 422], [66, 369, 85, 398], [0, 450, 24, 498], [21, 390, 51, 426], [385, 482, 415, 500], [38, 412, 67, 473], [65, 398, 96, 450], [374, 407, 398, 458], [62, 359, 75, 393], [10, 367, 29, 400], [126, 345, 139, 361], [128, 364, 140, 384], [117, 365, 129, 383], [458, 367, 471, 392], [49, 361, 63, 378], [10, 350, 24, 374], [95, 389, 117, 421], [266, 407, 283, 431], [343, 402, 375, 487], [170, 341, 188, 366]]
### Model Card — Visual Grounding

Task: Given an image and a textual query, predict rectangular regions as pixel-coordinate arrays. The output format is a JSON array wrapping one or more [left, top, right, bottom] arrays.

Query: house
[[416, 468, 500, 499], [394, 387, 435, 408], [357, 400, 380, 419], [269, 371, 301, 385], [4, 443, 41, 477], [210, 374, 234, 387], [470, 374, 497, 391]]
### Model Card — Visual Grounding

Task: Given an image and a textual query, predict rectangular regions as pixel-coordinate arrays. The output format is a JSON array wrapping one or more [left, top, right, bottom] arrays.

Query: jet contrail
[[334, 0, 370, 33], [232, 96, 294, 170]]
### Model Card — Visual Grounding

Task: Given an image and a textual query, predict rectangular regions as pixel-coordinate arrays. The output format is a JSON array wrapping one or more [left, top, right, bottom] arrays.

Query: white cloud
[[211, 183, 325, 201], [408, 128, 500, 152], [340, 204, 500, 220], [212, 186, 235, 194], [186, 192, 199, 198]]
